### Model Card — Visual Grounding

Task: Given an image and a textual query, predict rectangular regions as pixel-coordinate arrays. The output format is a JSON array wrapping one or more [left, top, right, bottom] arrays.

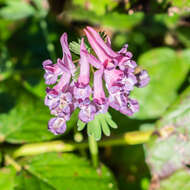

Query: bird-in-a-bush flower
[[42, 26, 150, 135]]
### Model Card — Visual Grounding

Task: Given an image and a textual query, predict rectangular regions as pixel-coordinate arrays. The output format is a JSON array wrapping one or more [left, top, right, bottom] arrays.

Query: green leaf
[[0, 78, 78, 143], [15, 170, 53, 190], [132, 48, 190, 119], [145, 134, 190, 178], [32, 0, 49, 18], [87, 112, 117, 140], [0, 94, 55, 143], [100, 117, 111, 136], [158, 169, 190, 190], [157, 86, 190, 131], [69, 8, 144, 30], [77, 120, 86, 131], [166, 0, 190, 9], [176, 26, 190, 48], [0, 166, 16, 190], [21, 152, 118, 190], [69, 41, 81, 55], [0, 1, 36, 20], [88, 119, 102, 141], [22, 75, 46, 99], [72, 0, 117, 15], [104, 113, 118, 129], [144, 86, 190, 179]]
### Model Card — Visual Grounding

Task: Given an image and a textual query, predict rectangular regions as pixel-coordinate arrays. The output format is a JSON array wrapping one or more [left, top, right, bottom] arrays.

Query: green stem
[[88, 135, 99, 168], [40, 19, 56, 62], [5, 155, 21, 172], [12, 130, 154, 159], [13, 140, 76, 158]]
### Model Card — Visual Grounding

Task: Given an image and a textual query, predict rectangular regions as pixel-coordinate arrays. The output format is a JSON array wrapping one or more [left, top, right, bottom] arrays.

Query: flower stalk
[[12, 129, 154, 159], [88, 135, 99, 168]]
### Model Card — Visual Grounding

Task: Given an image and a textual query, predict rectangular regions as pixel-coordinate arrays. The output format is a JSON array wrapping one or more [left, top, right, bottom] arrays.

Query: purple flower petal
[[109, 92, 126, 111], [76, 38, 90, 88], [42, 59, 63, 85], [119, 60, 137, 71], [73, 85, 92, 101], [93, 69, 108, 114], [79, 102, 96, 123], [48, 117, 67, 135], [135, 70, 150, 88], [120, 98, 139, 116], [45, 87, 59, 109], [83, 50, 102, 69], [50, 92, 73, 119], [121, 72, 137, 91], [60, 33, 76, 75], [84, 27, 118, 63], [104, 69, 124, 93]]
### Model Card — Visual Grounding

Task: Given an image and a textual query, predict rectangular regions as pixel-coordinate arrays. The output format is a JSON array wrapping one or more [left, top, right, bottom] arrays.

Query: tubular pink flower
[[42, 59, 63, 85], [106, 36, 111, 48], [104, 69, 124, 93], [93, 69, 108, 113], [84, 27, 117, 62], [84, 26, 136, 71], [42, 29, 150, 135], [78, 99, 97, 123], [60, 33, 76, 75], [83, 50, 102, 69], [93, 69, 106, 104], [76, 38, 90, 88]]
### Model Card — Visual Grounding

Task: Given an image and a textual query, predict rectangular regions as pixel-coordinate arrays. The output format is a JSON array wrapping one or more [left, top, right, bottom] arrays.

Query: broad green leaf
[[21, 152, 118, 190], [159, 169, 190, 190], [22, 73, 46, 99], [32, 0, 49, 18], [145, 134, 190, 178], [69, 8, 144, 30], [166, 0, 190, 9], [144, 87, 190, 179], [0, 166, 16, 190], [157, 86, 190, 132], [154, 14, 180, 28], [176, 26, 190, 48], [0, 78, 78, 143], [73, 0, 117, 15], [15, 170, 53, 190], [0, 1, 36, 20], [132, 48, 190, 119], [0, 94, 55, 143]]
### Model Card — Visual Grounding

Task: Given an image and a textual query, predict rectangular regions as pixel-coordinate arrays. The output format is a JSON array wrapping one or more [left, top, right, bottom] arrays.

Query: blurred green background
[[0, 0, 190, 190]]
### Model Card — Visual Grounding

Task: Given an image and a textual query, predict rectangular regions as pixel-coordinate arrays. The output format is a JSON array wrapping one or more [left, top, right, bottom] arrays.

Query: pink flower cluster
[[43, 26, 149, 135]]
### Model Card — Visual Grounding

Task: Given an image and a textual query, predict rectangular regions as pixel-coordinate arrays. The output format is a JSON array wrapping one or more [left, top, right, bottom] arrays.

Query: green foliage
[[166, 0, 190, 9], [17, 153, 118, 190], [87, 113, 117, 141], [0, 0, 190, 189], [72, 0, 117, 15], [159, 169, 190, 190], [132, 48, 190, 119], [144, 86, 190, 187], [69, 8, 144, 30], [0, 0, 35, 20], [0, 166, 16, 190]]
